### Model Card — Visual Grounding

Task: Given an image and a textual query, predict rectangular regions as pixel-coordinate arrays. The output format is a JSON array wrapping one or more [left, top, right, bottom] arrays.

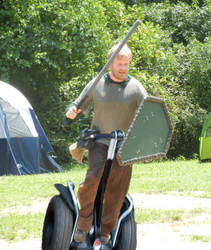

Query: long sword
[[76, 20, 140, 109]]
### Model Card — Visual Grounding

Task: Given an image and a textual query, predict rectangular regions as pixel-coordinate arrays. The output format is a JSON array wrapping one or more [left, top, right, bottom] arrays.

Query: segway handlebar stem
[[92, 130, 124, 248]]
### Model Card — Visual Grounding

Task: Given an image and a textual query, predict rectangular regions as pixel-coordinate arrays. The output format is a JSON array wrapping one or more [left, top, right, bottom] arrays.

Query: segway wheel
[[42, 195, 74, 250], [115, 210, 137, 250]]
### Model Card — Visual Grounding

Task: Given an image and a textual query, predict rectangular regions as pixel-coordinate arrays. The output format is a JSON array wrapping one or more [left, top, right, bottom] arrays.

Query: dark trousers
[[77, 142, 132, 236]]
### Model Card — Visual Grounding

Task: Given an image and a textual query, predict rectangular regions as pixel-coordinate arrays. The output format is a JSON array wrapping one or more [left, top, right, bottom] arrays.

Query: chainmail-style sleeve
[[72, 79, 95, 115], [134, 78, 148, 107]]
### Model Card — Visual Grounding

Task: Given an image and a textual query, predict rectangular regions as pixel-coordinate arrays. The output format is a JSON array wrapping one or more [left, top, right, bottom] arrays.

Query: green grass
[[188, 235, 210, 242], [0, 164, 87, 209], [0, 213, 44, 241], [130, 160, 211, 196], [1, 160, 211, 210], [0, 159, 211, 241], [135, 207, 204, 224], [135, 208, 184, 223]]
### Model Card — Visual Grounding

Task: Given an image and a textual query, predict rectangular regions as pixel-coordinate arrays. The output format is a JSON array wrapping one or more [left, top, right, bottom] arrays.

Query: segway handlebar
[[87, 130, 125, 141]]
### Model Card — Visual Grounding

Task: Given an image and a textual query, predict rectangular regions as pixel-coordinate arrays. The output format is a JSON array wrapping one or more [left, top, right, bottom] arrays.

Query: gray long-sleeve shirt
[[73, 73, 147, 136]]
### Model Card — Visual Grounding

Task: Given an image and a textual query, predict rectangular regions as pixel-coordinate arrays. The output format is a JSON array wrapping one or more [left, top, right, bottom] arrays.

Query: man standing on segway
[[66, 43, 147, 245]]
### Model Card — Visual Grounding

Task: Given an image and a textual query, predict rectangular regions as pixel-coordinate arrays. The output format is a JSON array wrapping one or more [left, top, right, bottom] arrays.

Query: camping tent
[[0, 81, 62, 175], [199, 115, 211, 161]]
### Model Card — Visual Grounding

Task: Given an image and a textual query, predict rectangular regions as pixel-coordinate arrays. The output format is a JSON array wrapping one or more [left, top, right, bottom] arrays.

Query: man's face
[[110, 56, 130, 82]]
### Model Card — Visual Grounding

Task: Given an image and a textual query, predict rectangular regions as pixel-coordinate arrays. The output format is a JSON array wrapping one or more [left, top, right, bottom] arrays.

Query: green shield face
[[117, 96, 173, 166]]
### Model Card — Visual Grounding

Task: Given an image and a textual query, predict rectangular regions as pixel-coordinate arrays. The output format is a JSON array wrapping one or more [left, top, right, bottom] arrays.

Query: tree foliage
[[0, 0, 210, 163]]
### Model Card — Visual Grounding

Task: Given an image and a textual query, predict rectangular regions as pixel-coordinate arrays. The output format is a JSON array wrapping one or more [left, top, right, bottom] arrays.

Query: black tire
[[42, 195, 74, 250], [115, 210, 137, 250]]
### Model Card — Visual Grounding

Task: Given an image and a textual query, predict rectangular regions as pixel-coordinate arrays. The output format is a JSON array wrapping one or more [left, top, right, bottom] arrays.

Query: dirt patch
[[134, 193, 211, 249], [0, 238, 41, 250], [137, 223, 211, 250], [1, 193, 211, 250], [0, 199, 49, 216]]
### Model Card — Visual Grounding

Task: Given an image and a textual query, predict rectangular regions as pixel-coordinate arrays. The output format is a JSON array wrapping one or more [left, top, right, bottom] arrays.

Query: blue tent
[[0, 81, 62, 175]]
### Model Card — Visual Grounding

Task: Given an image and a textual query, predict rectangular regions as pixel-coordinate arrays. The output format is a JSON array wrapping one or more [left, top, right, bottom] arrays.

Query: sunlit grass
[[130, 160, 211, 196], [0, 164, 86, 209], [135, 208, 183, 223], [1, 160, 211, 210], [0, 213, 44, 241], [135, 207, 204, 224], [188, 234, 210, 242]]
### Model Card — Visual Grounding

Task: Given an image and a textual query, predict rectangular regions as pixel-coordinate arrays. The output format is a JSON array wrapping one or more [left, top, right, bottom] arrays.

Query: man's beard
[[112, 71, 128, 82]]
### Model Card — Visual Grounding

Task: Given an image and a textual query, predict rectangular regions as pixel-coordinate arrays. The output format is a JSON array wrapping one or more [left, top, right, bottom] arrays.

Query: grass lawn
[[0, 159, 211, 241], [130, 160, 211, 196]]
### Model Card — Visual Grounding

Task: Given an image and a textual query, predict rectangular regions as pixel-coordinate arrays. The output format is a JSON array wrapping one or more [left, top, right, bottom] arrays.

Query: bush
[[128, 2, 210, 157], [142, 2, 211, 45]]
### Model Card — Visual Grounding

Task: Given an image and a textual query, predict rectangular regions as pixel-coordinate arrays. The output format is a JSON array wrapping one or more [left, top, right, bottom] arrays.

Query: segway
[[42, 130, 137, 250]]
